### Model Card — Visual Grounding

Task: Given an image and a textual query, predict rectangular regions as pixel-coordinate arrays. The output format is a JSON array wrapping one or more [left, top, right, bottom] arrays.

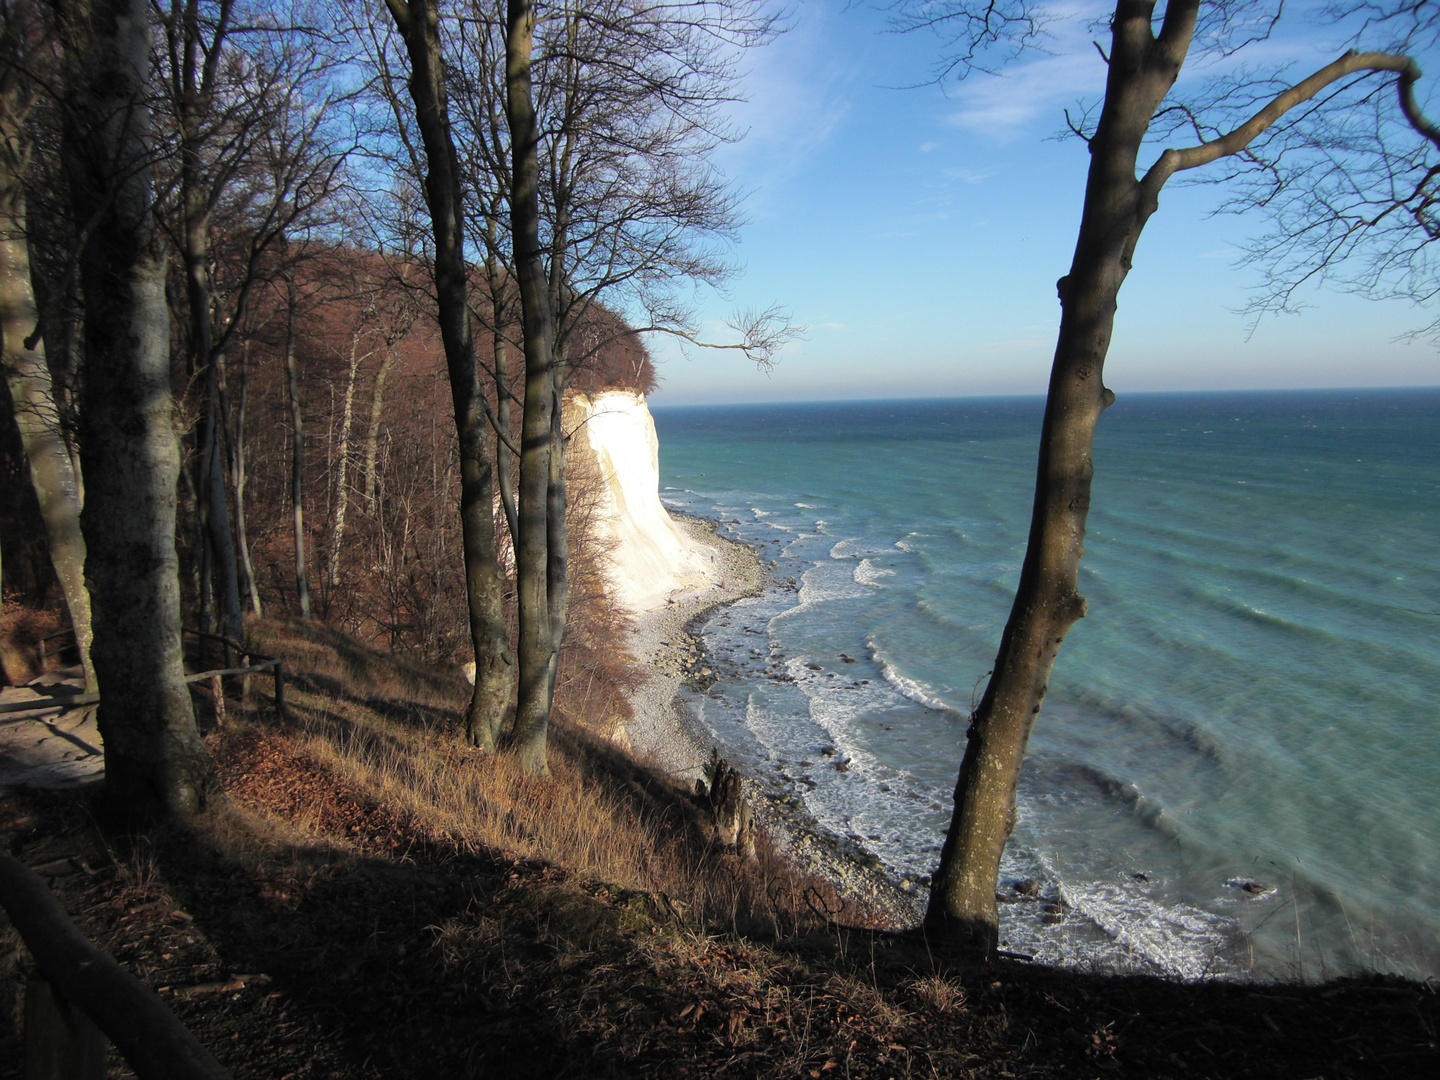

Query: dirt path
[[0, 666, 102, 789]]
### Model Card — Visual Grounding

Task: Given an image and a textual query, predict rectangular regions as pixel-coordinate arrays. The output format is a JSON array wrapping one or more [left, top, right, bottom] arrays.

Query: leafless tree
[[893, 0, 1440, 951], [51, 0, 214, 819], [151, 1, 351, 637], [0, 0, 94, 690], [375, 0, 515, 750], [467, 0, 790, 773]]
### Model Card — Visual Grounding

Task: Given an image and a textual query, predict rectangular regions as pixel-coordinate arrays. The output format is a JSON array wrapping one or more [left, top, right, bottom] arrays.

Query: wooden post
[[1, 853, 233, 1080], [273, 661, 286, 721], [24, 974, 107, 1080], [209, 674, 225, 727]]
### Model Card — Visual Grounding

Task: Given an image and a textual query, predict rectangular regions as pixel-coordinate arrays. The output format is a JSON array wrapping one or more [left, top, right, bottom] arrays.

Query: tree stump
[[701, 754, 756, 860]]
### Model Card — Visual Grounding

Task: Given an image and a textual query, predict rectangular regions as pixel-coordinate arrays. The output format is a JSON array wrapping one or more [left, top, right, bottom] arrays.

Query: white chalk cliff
[[566, 390, 720, 613]]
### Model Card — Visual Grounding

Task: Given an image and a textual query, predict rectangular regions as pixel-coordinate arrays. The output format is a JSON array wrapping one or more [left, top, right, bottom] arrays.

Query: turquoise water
[[652, 389, 1440, 980]]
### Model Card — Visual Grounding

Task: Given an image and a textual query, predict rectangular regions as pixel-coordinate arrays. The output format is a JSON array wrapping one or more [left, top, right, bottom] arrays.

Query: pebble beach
[[621, 514, 924, 927]]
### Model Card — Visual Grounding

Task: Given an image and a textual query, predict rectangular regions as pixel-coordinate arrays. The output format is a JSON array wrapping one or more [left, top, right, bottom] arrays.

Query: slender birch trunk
[[56, 0, 213, 819], [363, 344, 397, 515], [328, 330, 361, 589]]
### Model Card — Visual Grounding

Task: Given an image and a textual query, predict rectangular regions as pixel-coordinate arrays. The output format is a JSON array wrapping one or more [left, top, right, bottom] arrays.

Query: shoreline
[[621, 513, 924, 927]]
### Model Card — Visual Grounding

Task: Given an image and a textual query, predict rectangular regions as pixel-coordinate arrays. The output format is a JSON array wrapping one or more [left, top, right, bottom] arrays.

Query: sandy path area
[[0, 666, 103, 789]]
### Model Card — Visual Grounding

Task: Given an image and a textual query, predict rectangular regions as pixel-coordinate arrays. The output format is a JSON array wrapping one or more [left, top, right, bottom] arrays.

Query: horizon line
[[647, 383, 1440, 409]]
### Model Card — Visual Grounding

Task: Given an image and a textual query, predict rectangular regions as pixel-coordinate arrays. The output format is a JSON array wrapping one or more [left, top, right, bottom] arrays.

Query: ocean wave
[[855, 559, 896, 588], [1054, 879, 1234, 980], [1204, 592, 1341, 643], [1033, 761, 1187, 842], [866, 634, 953, 712], [1058, 688, 1232, 772], [769, 563, 870, 625], [829, 537, 894, 560]]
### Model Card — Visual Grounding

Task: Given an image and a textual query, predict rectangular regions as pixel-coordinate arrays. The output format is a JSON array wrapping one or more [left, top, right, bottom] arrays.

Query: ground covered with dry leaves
[[2, 628, 1437, 1079]]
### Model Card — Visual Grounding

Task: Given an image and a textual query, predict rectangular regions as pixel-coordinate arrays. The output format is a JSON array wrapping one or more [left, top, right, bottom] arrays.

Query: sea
[[650, 388, 1440, 982]]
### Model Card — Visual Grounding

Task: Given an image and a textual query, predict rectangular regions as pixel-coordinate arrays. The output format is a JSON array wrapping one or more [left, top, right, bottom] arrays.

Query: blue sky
[[644, 0, 1440, 405]]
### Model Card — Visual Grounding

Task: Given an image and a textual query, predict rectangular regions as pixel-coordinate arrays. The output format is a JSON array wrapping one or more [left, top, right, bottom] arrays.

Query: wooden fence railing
[[0, 852, 232, 1080], [1, 632, 287, 722]]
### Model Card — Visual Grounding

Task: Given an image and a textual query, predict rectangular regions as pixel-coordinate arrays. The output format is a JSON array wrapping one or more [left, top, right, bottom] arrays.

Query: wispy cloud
[[939, 1, 1109, 139], [943, 166, 993, 184], [946, 50, 1103, 139], [719, 2, 865, 206]]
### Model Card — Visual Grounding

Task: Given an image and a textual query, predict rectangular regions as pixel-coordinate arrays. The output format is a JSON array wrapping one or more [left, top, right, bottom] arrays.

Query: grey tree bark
[[484, 212, 519, 552], [0, 103, 94, 690], [54, 0, 213, 819], [503, 0, 558, 776], [327, 327, 362, 590], [382, 0, 514, 750], [362, 343, 395, 516], [282, 264, 311, 621], [171, 0, 243, 643], [922, 0, 1440, 950], [222, 344, 260, 616]]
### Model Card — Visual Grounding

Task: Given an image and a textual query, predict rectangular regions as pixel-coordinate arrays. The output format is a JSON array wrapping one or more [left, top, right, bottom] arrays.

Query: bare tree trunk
[[0, 142, 94, 692], [362, 346, 396, 515], [198, 347, 242, 638], [190, 251, 242, 641], [503, 0, 558, 775], [544, 365, 566, 703], [924, 0, 1190, 950], [283, 266, 310, 621], [328, 330, 360, 589], [229, 340, 260, 616], [56, 0, 213, 819], [173, 0, 242, 644], [922, 1, 1440, 953], [485, 215, 518, 552], [383, 0, 513, 750]]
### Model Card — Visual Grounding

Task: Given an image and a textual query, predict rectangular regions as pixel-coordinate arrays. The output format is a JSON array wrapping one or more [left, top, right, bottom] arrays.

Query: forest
[[2, 1, 1439, 1077]]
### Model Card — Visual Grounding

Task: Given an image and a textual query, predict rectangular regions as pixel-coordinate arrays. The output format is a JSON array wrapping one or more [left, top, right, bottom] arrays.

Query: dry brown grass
[[0, 603, 66, 686], [234, 616, 860, 941]]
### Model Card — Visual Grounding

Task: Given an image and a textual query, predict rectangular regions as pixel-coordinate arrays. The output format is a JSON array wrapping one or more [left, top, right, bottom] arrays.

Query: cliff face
[[565, 390, 719, 613]]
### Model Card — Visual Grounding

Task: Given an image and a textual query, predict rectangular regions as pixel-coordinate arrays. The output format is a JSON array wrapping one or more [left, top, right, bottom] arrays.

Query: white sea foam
[[854, 559, 896, 588], [776, 562, 871, 622], [866, 635, 951, 712], [772, 656, 952, 877], [1052, 881, 1234, 980], [829, 536, 896, 560]]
